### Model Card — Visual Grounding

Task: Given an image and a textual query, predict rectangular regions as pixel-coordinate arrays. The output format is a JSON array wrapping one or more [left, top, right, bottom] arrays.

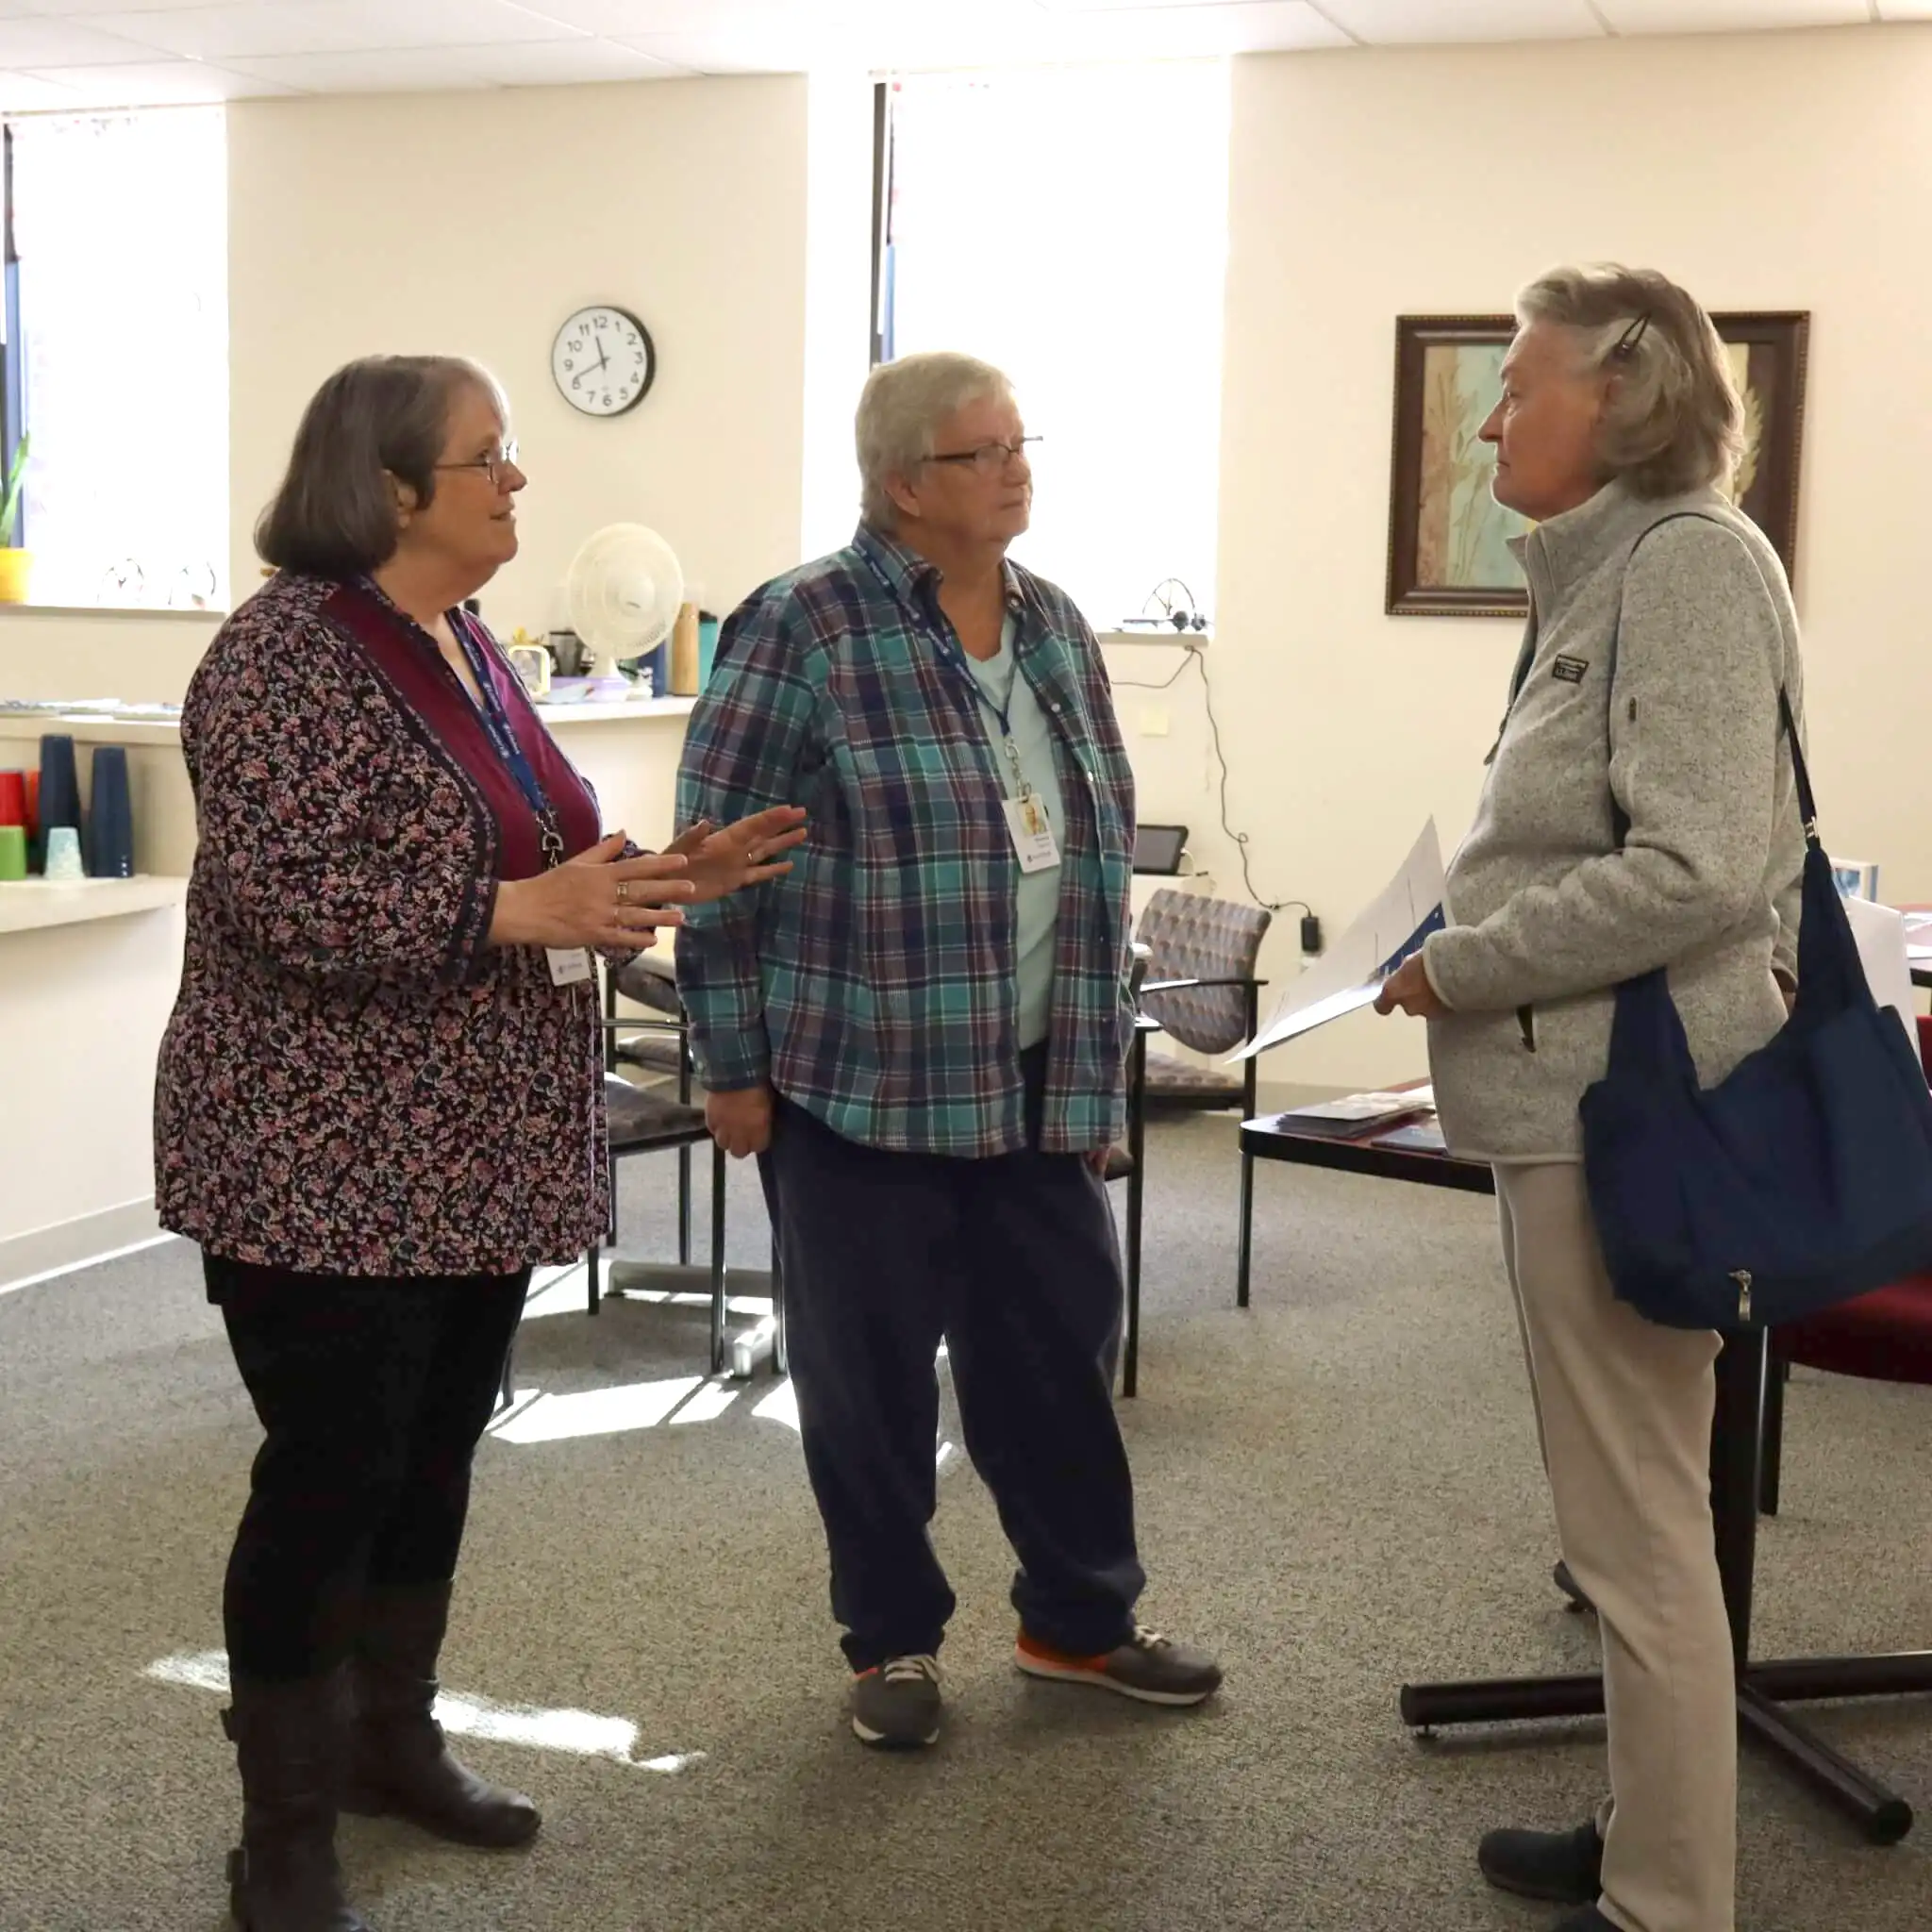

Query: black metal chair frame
[[602, 966, 785, 1380], [1401, 1320, 1929, 1847], [1130, 972, 1265, 1328], [1238, 1115, 1928, 1845]]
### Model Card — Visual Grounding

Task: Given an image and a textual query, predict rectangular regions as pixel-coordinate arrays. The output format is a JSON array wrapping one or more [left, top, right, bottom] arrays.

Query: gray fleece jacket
[[1424, 479, 1807, 1162]]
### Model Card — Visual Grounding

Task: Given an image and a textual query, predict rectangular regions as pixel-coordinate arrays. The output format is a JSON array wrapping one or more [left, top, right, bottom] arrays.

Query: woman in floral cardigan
[[154, 355, 802, 1932]]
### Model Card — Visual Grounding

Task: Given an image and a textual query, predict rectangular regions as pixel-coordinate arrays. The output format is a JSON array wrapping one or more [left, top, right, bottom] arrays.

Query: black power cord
[[1111, 641, 1321, 952]]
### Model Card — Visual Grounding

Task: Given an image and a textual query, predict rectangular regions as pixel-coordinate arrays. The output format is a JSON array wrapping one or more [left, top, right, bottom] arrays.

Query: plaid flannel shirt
[[675, 525, 1138, 1157]]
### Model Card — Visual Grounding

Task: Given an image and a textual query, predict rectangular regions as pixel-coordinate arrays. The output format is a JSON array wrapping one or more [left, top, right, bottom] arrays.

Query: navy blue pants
[[759, 1047, 1144, 1671]]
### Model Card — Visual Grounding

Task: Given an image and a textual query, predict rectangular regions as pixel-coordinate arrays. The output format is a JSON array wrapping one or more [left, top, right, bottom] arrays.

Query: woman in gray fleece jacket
[[1379, 267, 1806, 1932]]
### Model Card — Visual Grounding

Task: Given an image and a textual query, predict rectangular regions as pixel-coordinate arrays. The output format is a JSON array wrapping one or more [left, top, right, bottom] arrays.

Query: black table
[[1238, 1108, 1924, 1844]]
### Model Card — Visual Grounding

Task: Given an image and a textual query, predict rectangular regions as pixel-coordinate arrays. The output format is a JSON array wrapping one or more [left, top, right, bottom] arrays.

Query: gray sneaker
[[850, 1654, 942, 1748], [1014, 1624, 1223, 1706]]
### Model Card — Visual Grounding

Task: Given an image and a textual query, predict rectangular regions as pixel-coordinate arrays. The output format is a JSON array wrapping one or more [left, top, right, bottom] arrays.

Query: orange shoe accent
[[1014, 1631, 1109, 1670]]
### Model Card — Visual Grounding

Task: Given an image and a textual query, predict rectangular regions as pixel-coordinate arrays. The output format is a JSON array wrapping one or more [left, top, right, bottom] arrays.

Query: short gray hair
[[1516, 264, 1743, 500], [855, 351, 1017, 528], [257, 354, 507, 577]]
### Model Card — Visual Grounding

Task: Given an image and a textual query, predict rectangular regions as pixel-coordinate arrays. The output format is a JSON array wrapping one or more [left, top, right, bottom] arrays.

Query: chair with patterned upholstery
[[495, 1044, 727, 1414], [605, 949, 783, 1380], [1133, 888, 1271, 1116], [607, 951, 701, 1263]]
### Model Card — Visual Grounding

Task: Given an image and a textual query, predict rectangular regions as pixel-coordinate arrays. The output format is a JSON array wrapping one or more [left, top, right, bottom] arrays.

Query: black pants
[[758, 1049, 1144, 1671], [208, 1255, 529, 1682]]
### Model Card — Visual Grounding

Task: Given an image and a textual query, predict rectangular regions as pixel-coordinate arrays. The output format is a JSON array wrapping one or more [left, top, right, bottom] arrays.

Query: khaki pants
[[1495, 1163, 1737, 1932]]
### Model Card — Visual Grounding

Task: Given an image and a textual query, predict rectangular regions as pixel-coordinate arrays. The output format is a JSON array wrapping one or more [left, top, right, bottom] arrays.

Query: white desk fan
[[565, 523, 684, 699]]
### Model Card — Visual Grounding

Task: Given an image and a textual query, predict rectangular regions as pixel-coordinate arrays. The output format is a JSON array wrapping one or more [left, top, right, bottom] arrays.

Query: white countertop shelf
[[0, 875, 189, 936], [532, 694, 697, 724], [0, 696, 696, 744]]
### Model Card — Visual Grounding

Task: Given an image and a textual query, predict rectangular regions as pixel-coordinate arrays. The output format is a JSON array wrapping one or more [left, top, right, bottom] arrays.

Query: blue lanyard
[[450, 611, 565, 865], [859, 548, 1019, 740]]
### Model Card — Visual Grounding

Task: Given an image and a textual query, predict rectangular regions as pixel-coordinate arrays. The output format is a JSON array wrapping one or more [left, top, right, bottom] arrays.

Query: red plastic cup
[[0, 769, 25, 828], [23, 769, 37, 839]]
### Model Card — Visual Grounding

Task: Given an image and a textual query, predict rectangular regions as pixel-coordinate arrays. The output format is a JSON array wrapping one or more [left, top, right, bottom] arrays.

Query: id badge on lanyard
[[997, 733, 1061, 874], [862, 552, 1061, 874], [451, 615, 591, 987]]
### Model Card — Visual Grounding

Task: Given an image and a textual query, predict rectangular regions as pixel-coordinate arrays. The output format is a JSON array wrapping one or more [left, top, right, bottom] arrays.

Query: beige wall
[[226, 75, 813, 642], [1126, 23, 1932, 1091], [0, 610, 219, 704]]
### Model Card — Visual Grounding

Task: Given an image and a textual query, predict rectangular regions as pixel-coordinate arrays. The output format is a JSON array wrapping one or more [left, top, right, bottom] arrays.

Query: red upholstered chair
[[1759, 1013, 1932, 1516]]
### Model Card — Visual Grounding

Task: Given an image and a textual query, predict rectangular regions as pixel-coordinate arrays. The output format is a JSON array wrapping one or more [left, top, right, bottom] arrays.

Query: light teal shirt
[[966, 614, 1065, 1048]]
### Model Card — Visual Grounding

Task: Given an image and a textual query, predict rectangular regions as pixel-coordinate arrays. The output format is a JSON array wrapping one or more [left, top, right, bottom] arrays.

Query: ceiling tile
[[22, 1, 191, 13], [615, 30, 816, 73], [86, 2, 589, 64], [1595, 1, 1868, 30], [1319, 0, 1606, 42], [1027, 0, 1351, 45], [217, 46, 500, 90], [25, 2, 213, 13], [450, 33, 689, 80], [0, 17, 155, 64], [20, 58, 294, 102], [625, 0, 1348, 70], [506, 0, 817, 33], [0, 69, 87, 108]]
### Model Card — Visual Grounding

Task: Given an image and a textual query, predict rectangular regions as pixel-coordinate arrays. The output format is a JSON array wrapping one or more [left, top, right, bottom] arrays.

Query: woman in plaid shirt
[[677, 352, 1223, 1749]]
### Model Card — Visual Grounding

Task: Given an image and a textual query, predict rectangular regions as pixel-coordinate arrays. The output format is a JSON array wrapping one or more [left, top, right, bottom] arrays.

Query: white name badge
[[546, 947, 593, 987], [1002, 793, 1062, 874]]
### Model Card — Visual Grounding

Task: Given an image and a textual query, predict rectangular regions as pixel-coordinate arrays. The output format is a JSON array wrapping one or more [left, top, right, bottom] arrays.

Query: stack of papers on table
[[1273, 1087, 1434, 1140]]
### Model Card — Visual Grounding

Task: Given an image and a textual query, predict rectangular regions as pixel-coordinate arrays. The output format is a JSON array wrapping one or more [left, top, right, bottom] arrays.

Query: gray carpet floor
[[1, 1112, 1928, 1931]]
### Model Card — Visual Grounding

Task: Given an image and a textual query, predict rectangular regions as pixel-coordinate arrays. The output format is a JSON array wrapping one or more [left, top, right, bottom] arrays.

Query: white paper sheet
[[1228, 820, 1446, 1061], [1842, 896, 1917, 1056]]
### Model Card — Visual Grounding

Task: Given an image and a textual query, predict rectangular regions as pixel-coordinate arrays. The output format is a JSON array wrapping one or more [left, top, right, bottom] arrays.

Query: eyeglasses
[[925, 436, 1041, 476], [436, 440, 521, 487], [1608, 314, 1652, 361]]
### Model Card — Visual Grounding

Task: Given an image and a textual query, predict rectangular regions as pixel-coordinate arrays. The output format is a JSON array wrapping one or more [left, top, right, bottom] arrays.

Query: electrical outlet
[[1139, 705, 1171, 738]]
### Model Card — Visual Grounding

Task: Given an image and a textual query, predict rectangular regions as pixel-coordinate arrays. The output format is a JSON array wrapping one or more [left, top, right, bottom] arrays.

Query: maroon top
[[155, 572, 618, 1276]]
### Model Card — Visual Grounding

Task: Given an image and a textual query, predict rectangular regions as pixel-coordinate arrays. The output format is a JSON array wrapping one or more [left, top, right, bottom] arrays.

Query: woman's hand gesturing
[[489, 835, 697, 950], [666, 806, 808, 904]]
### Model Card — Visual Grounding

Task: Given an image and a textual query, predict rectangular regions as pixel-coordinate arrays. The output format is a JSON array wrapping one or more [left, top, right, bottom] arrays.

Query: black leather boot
[[343, 1581, 540, 1848], [1477, 1818, 1604, 1905], [224, 1669, 371, 1932]]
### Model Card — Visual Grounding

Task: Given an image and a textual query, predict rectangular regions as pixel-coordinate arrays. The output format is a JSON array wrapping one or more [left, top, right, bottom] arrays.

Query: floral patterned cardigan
[[155, 571, 619, 1279]]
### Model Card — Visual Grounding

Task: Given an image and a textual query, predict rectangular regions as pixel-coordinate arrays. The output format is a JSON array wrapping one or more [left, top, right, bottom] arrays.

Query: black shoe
[[1477, 1819, 1603, 1905], [224, 1668, 371, 1932], [850, 1655, 943, 1748], [343, 1582, 540, 1849], [1553, 1559, 1595, 1613]]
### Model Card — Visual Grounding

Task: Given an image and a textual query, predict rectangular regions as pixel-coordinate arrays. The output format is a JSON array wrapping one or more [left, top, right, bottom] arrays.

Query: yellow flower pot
[[0, 550, 30, 604]]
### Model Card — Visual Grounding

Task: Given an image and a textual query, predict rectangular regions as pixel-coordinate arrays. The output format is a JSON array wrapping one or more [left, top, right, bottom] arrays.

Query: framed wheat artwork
[[1385, 310, 1810, 618]]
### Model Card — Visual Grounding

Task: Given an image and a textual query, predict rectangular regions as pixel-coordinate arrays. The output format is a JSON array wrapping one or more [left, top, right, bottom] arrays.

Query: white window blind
[[884, 63, 1229, 631], [10, 109, 228, 609]]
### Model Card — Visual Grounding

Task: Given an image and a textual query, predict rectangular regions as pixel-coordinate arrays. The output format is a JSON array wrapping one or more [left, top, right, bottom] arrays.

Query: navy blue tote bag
[[1581, 688, 1932, 1332]]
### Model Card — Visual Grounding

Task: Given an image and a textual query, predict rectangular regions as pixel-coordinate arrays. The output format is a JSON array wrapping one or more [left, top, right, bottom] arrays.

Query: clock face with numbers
[[552, 305, 656, 417]]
